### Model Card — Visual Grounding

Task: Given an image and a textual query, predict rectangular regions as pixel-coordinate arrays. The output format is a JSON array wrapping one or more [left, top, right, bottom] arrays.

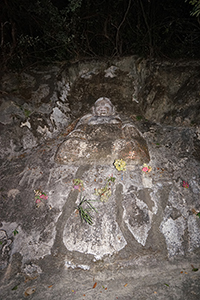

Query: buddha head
[[92, 97, 115, 117]]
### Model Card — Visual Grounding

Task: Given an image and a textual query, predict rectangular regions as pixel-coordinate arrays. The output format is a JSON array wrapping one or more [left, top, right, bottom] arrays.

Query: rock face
[[0, 57, 200, 162], [55, 97, 150, 166], [0, 57, 200, 299]]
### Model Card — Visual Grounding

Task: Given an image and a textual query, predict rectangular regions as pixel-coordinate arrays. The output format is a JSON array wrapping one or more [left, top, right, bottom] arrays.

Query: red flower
[[40, 194, 48, 200], [183, 181, 189, 188]]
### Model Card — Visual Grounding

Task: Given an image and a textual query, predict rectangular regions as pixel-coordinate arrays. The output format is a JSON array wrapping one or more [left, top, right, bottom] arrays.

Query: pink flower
[[183, 181, 189, 188], [40, 194, 48, 200], [73, 185, 80, 190], [36, 199, 41, 203], [142, 167, 149, 172]]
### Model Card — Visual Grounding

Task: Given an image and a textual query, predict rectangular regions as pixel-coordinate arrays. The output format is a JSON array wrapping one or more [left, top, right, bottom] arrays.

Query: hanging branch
[[114, 0, 132, 56], [139, 0, 153, 56]]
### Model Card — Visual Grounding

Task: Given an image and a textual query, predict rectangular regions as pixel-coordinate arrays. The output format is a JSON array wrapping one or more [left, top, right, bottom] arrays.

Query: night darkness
[[0, 0, 200, 69]]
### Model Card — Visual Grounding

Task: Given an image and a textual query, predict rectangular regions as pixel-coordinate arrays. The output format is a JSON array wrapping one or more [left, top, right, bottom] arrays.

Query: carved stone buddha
[[55, 97, 150, 166]]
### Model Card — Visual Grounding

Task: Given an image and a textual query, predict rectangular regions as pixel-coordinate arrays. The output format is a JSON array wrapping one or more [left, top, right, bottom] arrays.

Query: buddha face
[[93, 98, 114, 116]]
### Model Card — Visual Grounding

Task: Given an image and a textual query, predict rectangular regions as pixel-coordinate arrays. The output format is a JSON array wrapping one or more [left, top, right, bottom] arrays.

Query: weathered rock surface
[[0, 57, 200, 299], [55, 97, 150, 166]]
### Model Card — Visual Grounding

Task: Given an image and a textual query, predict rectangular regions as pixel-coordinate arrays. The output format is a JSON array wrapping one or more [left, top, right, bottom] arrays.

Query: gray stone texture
[[0, 57, 200, 299]]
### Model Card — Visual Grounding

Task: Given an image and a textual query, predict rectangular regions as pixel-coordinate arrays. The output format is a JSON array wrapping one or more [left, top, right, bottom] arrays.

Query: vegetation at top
[[0, 0, 200, 70]]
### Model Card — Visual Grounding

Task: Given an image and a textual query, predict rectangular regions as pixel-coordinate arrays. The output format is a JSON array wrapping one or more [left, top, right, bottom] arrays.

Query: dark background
[[1, 0, 200, 70]]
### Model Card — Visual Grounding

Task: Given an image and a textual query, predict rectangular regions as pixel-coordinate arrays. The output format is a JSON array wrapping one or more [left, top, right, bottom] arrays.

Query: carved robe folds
[[55, 121, 149, 166], [55, 98, 150, 166]]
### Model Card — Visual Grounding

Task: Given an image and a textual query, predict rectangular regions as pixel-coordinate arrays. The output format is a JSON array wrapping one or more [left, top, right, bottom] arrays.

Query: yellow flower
[[114, 159, 126, 171]]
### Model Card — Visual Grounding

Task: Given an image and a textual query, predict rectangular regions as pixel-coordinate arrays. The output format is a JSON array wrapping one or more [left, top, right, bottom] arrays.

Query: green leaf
[[24, 109, 31, 118], [76, 196, 98, 225], [196, 212, 200, 218], [0, 241, 3, 245], [86, 201, 98, 213], [107, 177, 116, 183], [164, 283, 169, 287], [12, 285, 18, 290], [192, 268, 198, 272], [13, 229, 19, 236]]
